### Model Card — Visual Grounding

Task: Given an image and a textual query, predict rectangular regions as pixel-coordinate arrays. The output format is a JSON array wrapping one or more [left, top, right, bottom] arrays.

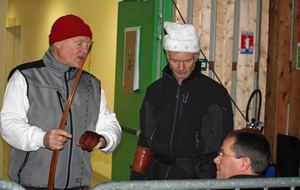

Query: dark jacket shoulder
[[8, 60, 45, 81]]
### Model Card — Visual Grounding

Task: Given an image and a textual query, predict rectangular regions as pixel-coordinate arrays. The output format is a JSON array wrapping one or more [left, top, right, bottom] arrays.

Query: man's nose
[[178, 62, 185, 70], [81, 46, 89, 54], [213, 156, 220, 164]]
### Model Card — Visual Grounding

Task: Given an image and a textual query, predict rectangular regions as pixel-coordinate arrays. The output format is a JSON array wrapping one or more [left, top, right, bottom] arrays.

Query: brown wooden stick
[[48, 68, 83, 190]]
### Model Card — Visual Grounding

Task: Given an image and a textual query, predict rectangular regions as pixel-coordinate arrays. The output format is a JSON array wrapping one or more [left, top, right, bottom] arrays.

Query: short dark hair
[[227, 129, 271, 174]]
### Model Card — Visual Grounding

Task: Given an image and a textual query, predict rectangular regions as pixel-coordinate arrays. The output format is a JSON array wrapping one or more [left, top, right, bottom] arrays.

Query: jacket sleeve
[[95, 89, 122, 153], [0, 70, 46, 151], [137, 87, 157, 148], [220, 87, 234, 140], [137, 97, 150, 147], [130, 90, 154, 180], [200, 86, 233, 155]]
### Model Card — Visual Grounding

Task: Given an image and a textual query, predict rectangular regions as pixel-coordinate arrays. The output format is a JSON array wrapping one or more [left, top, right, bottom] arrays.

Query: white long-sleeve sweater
[[0, 70, 121, 153]]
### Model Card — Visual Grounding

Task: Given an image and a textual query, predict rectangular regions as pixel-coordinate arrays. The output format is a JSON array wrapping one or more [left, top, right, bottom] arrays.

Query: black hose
[[246, 89, 262, 123]]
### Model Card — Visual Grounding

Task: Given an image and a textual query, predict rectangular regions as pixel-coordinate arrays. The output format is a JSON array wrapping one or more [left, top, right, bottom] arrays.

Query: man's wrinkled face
[[214, 137, 244, 179], [54, 36, 93, 68], [167, 51, 197, 84]]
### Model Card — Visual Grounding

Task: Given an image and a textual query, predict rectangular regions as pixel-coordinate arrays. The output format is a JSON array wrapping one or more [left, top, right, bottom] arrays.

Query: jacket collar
[[43, 48, 77, 78]]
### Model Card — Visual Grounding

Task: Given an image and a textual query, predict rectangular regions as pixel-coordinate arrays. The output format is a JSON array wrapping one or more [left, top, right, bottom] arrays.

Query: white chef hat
[[163, 21, 200, 53]]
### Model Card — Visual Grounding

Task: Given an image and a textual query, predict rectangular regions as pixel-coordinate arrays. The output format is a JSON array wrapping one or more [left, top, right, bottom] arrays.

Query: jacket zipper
[[64, 70, 73, 189], [17, 152, 30, 184], [166, 86, 181, 178], [149, 127, 157, 146], [179, 92, 189, 118], [56, 91, 64, 113], [195, 130, 200, 151]]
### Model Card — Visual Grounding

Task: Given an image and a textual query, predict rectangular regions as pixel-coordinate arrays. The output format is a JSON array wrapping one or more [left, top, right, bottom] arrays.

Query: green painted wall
[[112, 0, 172, 180]]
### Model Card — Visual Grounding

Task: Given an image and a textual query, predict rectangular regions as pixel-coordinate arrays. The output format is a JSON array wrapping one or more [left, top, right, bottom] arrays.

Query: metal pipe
[[0, 179, 26, 190], [286, 102, 291, 135], [253, 0, 262, 119], [156, 0, 164, 79], [121, 125, 140, 136], [254, 0, 262, 67], [231, 0, 240, 115], [187, 0, 194, 24], [285, 0, 295, 134], [93, 177, 300, 190], [208, 0, 217, 79], [290, 0, 295, 69]]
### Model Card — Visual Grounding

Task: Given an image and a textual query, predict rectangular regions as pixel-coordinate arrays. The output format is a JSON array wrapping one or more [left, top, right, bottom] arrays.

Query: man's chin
[[216, 171, 224, 179], [73, 62, 84, 69], [74, 58, 86, 68], [175, 75, 189, 80]]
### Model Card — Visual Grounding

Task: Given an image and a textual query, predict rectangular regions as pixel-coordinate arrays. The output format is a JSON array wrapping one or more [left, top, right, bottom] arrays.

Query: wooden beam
[[289, 0, 300, 138], [265, 0, 292, 163]]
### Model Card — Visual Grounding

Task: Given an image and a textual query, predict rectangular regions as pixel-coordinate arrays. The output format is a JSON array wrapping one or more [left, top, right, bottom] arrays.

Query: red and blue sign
[[240, 32, 254, 54]]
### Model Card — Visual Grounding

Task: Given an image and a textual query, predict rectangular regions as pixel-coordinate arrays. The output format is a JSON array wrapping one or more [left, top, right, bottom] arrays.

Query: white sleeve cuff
[[35, 130, 46, 149]]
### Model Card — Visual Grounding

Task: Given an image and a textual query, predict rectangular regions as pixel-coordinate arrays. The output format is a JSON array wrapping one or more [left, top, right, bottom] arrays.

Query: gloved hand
[[130, 146, 153, 180], [78, 131, 101, 152]]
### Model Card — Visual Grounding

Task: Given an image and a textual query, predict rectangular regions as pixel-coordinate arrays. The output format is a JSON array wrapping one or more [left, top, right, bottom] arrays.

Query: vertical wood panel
[[193, 0, 211, 76], [193, 0, 202, 29], [289, 0, 300, 138], [215, 0, 226, 83], [174, 0, 187, 23], [265, 0, 292, 161], [222, 1, 234, 91], [235, 0, 257, 127], [258, 0, 269, 130], [175, 0, 269, 132], [215, 0, 234, 92], [264, 0, 278, 160]]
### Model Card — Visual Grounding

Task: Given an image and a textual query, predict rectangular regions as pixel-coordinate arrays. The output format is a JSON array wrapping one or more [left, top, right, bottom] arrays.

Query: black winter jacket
[[137, 63, 233, 180]]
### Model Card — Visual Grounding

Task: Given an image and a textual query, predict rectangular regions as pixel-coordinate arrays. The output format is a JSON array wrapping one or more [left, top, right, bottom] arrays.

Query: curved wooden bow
[[47, 67, 84, 190]]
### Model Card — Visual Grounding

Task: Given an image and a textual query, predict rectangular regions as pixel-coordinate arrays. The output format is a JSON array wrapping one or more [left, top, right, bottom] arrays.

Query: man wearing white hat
[[131, 21, 233, 180]]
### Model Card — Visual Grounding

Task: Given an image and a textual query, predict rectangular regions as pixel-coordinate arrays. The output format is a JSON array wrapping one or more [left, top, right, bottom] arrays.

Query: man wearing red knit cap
[[48, 14, 93, 68], [0, 14, 121, 189]]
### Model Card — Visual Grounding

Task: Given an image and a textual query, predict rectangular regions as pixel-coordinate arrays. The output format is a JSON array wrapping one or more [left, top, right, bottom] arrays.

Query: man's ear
[[55, 41, 63, 48], [194, 52, 200, 61], [241, 157, 252, 171]]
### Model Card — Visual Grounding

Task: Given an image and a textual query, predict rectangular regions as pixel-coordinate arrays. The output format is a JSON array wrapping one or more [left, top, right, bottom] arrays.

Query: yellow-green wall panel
[[1, 0, 119, 183]]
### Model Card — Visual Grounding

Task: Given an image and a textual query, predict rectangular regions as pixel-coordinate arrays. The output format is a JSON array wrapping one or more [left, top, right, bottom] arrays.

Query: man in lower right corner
[[214, 129, 271, 179]]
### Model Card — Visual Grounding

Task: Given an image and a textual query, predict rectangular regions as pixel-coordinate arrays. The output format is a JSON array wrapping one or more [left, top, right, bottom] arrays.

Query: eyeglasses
[[73, 40, 94, 50], [217, 150, 240, 159]]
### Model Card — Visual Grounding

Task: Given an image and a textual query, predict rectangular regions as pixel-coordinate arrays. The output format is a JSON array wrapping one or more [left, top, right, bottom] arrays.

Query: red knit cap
[[49, 14, 92, 45]]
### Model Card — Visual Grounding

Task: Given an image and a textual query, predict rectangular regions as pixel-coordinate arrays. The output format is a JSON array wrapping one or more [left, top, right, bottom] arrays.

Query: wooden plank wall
[[290, 1, 300, 139], [174, 0, 269, 129], [265, 0, 300, 162], [174, 0, 300, 162]]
